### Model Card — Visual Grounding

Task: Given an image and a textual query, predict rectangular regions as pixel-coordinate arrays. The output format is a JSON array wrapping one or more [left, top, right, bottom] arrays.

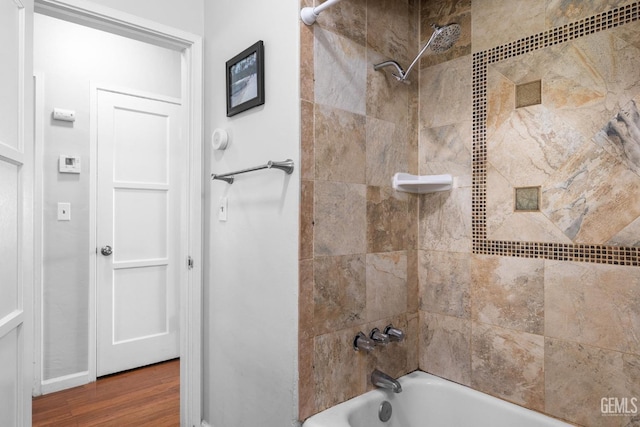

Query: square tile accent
[[472, 2, 640, 266], [515, 80, 541, 108], [514, 187, 540, 211]]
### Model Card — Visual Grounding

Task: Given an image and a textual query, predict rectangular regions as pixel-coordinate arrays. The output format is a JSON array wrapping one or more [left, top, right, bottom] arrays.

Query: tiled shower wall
[[300, 0, 640, 426], [298, 0, 421, 419], [418, 1, 640, 427]]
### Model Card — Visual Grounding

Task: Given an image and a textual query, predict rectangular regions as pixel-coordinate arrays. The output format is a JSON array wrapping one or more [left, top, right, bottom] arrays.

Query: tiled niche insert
[[515, 80, 542, 108], [472, 2, 640, 266], [514, 187, 540, 212]]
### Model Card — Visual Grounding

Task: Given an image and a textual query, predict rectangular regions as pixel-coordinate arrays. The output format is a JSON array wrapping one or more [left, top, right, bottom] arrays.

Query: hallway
[[32, 359, 179, 426]]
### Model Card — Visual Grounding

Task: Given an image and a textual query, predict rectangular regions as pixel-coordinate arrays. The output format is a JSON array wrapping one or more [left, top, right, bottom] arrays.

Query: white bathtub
[[303, 371, 573, 427]]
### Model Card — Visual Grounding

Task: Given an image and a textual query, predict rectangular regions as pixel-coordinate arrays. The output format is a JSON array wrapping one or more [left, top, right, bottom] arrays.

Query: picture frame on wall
[[226, 40, 265, 117]]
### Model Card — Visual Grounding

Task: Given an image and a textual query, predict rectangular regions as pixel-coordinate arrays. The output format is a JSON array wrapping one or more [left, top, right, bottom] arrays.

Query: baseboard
[[201, 421, 212, 427], [40, 371, 90, 395]]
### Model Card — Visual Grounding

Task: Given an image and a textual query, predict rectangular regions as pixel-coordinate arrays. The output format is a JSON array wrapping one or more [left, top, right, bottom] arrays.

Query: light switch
[[218, 197, 228, 221], [58, 203, 71, 221]]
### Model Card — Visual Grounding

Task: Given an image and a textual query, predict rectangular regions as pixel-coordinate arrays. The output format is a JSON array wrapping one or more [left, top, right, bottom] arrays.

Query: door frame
[[32, 1, 203, 425]]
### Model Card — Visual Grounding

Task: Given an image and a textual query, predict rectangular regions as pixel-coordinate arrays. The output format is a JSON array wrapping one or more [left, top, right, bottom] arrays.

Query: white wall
[[88, 0, 204, 35], [34, 13, 182, 382], [203, 0, 300, 426]]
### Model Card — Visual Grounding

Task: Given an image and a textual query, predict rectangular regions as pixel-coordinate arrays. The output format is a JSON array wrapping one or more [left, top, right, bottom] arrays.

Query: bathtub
[[303, 371, 573, 427]]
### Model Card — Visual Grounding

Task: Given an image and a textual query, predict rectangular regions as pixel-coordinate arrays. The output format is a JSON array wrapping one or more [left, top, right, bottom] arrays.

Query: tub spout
[[371, 369, 402, 393]]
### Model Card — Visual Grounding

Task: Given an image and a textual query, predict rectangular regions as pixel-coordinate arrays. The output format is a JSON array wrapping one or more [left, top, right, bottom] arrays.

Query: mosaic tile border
[[472, 2, 640, 266]]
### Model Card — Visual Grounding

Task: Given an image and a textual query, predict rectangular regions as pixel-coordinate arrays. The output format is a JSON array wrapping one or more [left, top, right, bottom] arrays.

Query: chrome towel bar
[[211, 159, 294, 184]]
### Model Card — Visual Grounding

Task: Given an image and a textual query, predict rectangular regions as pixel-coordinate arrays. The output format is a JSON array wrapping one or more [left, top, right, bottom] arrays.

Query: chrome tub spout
[[371, 369, 402, 393]]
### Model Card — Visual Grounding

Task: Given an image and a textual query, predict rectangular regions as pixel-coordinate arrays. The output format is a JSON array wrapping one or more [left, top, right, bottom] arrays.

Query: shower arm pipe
[[211, 159, 295, 184], [400, 28, 440, 81], [300, 0, 345, 25]]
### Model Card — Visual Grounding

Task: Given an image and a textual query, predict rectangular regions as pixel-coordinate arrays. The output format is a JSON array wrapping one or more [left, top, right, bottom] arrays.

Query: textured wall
[[298, 0, 421, 419], [418, 1, 640, 427], [203, 0, 301, 426]]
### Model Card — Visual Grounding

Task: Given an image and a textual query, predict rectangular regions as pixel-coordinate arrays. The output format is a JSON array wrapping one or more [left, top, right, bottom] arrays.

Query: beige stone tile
[[300, 180, 314, 260], [299, 259, 314, 340], [419, 54, 472, 129], [366, 252, 407, 322], [407, 192, 419, 249], [485, 164, 572, 243], [471, 255, 544, 334], [366, 49, 411, 124], [545, 338, 640, 427], [301, 101, 314, 181], [545, 0, 635, 28], [608, 215, 640, 247], [314, 326, 368, 412], [547, 31, 640, 140], [487, 104, 589, 187], [471, 322, 544, 411], [299, 336, 316, 420], [472, 0, 545, 52], [545, 261, 640, 355], [315, 104, 366, 184], [365, 117, 408, 187], [314, 181, 366, 256], [419, 120, 472, 188], [419, 250, 471, 319], [418, 186, 472, 253], [542, 142, 640, 244], [314, 27, 366, 115], [408, 0, 420, 56], [313, 255, 366, 335], [367, 0, 411, 65], [367, 186, 410, 253], [406, 250, 419, 313], [406, 311, 419, 372], [610, 17, 640, 52], [419, 311, 471, 386], [421, 0, 472, 22], [300, 22, 314, 103], [314, 0, 366, 46], [407, 74, 420, 176]]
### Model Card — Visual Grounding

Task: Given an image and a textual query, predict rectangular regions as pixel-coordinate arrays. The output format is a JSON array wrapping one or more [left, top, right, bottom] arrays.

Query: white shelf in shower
[[392, 172, 453, 194]]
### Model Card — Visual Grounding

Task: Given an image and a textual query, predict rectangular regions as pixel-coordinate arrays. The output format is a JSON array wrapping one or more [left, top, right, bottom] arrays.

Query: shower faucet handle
[[384, 324, 405, 342], [370, 328, 390, 346], [354, 332, 376, 352]]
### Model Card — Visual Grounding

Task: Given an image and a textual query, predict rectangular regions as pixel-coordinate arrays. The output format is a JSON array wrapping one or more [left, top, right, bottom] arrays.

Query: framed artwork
[[226, 40, 265, 117]]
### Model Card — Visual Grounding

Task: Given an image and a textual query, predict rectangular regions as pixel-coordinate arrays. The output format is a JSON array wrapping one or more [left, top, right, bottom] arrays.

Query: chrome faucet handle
[[354, 332, 375, 352], [384, 324, 405, 342], [370, 328, 390, 346]]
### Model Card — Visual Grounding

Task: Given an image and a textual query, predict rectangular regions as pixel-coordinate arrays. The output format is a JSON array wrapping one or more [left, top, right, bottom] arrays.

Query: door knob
[[101, 245, 113, 256]]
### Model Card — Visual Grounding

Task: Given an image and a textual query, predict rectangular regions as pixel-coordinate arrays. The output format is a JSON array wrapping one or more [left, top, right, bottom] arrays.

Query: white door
[[0, 0, 33, 425], [96, 89, 184, 377]]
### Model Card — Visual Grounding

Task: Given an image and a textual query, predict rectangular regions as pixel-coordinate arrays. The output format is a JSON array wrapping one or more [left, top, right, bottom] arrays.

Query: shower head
[[373, 23, 461, 83], [429, 23, 461, 53]]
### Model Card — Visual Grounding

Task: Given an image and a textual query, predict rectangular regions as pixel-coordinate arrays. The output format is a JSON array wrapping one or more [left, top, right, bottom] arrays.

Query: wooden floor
[[32, 359, 179, 427]]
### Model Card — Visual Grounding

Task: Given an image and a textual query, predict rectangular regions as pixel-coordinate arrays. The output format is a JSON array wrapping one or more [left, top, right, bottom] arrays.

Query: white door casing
[[96, 89, 183, 377], [32, 1, 203, 424], [0, 0, 33, 425]]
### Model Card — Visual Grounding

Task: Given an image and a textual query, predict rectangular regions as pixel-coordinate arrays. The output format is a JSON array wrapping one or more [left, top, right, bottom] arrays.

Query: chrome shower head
[[373, 22, 462, 83], [429, 23, 461, 53]]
